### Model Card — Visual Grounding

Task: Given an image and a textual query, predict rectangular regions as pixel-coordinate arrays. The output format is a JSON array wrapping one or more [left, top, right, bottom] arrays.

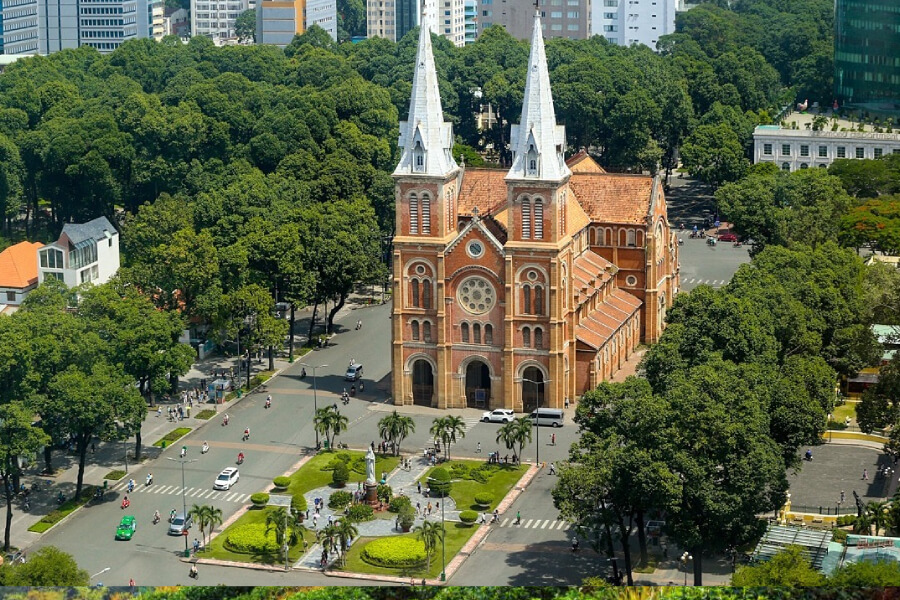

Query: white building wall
[[592, 0, 675, 49], [306, 0, 336, 40], [1, 0, 40, 54], [96, 232, 120, 283], [753, 126, 900, 172], [366, 0, 396, 41], [192, 0, 249, 39]]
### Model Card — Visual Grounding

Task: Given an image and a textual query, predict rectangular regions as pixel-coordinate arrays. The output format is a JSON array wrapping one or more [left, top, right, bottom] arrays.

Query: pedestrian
[[156, 406, 162, 417], [480, 513, 486, 524], [416, 501, 421, 515], [417, 481, 422, 494], [193, 538, 200, 554], [91, 441, 96, 454], [840, 490, 845, 504], [550, 462, 556, 475], [551, 433, 556, 446], [313, 514, 319, 528], [864, 469, 869, 480], [371, 441, 375, 451], [328, 514, 334, 525], [427, 502, 432, 516], [129, 578, 135, 589], [306, 509, 310, 520], [303, 538, 309, 551], [564, 397, 570, 409], [186, 406, 191, 418]]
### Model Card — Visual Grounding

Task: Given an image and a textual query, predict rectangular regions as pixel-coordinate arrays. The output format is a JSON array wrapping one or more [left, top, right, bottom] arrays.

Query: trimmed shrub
[[377, 484, 392, 504], [328, 491, 353, 509], [273, 476, 291, 489], [448, 462, 469, 479], [837, 515, 857, 527], [459, 510, 478, 524], [224, 523, 279, 554], [362, 537, 426, 568], [291, 493, 307, 514], [399, 503, 416, 529], [332, 462, 349, 487], [336, 452, 351, 463], [250, 493, 270, 507], [474, 493, 493, 507], [832, 528, 848, 543], [428, 467, 451, 497], [350, 456, 367, 475], [389, 495, 412, 513], [347, 504, 375, 522]]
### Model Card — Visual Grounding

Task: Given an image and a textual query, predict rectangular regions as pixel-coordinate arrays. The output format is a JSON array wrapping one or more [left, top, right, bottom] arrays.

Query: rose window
[[457, 276, 495, 315]]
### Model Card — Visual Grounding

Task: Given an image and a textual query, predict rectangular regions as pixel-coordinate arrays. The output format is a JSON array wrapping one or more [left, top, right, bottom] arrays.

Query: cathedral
[[390, 14, 679, 412]]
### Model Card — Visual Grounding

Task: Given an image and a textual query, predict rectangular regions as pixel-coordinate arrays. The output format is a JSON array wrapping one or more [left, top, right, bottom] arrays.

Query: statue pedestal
[[364, 482, 378, 504]]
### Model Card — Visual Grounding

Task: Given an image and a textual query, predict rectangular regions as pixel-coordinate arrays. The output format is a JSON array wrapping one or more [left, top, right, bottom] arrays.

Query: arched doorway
[[521, 366, 545, 413], [465, 360, 491, 409], [412, 359, 434, 406]]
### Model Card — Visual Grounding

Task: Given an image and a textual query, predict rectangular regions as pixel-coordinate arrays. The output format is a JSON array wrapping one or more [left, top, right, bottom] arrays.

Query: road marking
[[557, 521, 567, 530], [226, 492, 238, 501], [189, 488, 203, 497], [523, 519, 533, 528], [540, 520, 549, 529], [238, 494, 250, 503], [687, 279, 695, 284], [153, 485, 171, 494], [501, 518, 509, 527]]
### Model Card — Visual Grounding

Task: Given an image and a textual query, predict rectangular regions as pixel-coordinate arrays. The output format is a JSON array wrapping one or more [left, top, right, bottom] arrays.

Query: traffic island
[[27, 486, 98, 533], [202, 505, 315, 566]]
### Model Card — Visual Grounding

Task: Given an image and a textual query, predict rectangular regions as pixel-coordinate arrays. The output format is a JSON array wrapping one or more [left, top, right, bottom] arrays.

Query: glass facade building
[[834, 0, 900, 113]]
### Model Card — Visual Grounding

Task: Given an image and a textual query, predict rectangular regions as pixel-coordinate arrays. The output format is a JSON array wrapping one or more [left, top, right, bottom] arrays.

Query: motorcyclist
[[189, 564, 198, 578], [237, 451, 245, 464], [121, 496, 130, 509], [301, 368, 307, 378], [265, 395, 271, 409], [153, 510, 160, 523], [146, 473, 153, 486], [180, 446, 187, 458], [223, 414, 229, 426], [202, 441, 209, 453], [127, 478, 135, 493], [170, 508, 177, 523]]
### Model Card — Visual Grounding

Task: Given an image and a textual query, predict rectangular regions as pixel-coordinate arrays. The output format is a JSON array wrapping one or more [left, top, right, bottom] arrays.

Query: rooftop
[[60, 216, 117, 246], [0, 241, 44, 289]]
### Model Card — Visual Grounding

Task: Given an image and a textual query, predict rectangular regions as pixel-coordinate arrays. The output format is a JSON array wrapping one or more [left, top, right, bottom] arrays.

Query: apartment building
[[306, 0, 336, 40], [464, 0, 475, 43], [257, 0, 304, 46], [477, 0, 589, 40], [191, 0, 249, 39], [367, 0, 463, 46], [0, 0, 40, 54], [592, 0, 675, 49]]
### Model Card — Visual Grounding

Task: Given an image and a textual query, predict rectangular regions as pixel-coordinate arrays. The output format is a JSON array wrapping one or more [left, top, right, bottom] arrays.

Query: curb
[[191, 556, 290, 572]]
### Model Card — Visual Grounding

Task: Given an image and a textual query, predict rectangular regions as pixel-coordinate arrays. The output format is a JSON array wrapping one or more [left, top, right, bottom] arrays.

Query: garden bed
[[28, 486, 97, 533], [205, 506, 315, 565], [103, 470, 126, 481], [194, 410, 217, 420], [286, 451, 400, 499], [421, 460, 527, 511], [152, 428, 192, 447]]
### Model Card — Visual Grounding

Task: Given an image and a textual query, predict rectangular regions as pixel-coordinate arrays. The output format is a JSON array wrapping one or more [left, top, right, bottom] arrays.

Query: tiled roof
[[570, 173, 653, 225], [572, 250, 613, 293], [0, 241, 44, 289], [575, 289, 641, 350], [458, 168, 507, 217], [61, 216, 117, 245], [566, 189, 591, 234], [566, 150, 606, 174]]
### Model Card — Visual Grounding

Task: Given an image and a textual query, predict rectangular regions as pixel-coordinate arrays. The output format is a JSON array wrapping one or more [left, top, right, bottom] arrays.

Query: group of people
[[488, 452, 518, 465]]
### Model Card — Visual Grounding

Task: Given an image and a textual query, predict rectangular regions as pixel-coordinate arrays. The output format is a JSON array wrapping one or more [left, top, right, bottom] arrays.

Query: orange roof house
[[0, 241, 44, 306]]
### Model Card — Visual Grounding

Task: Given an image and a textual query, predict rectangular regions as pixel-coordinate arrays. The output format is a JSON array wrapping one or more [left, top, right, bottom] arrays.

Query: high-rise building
[[366, 0, 395, 40], [835, 0, 900, 113], [463, 0, 476, 44], [191, 0, 249, 39], [257, 0, 304, 46], [151, 0, 164, 39], [0, 0, 40, 54], [367, 0, 464, 46], [306, 0, 336, 40], [437, 0, 465, 45], [40, 0, 150, 53], [592, 0, 675, 49], [477, 0, 589, 40]]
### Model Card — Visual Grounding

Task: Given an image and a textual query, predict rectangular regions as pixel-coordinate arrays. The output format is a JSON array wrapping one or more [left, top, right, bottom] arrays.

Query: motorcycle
[[242, 430, 250, 442], [222, 415, 230, 426], [201, 442, 209, 454], [237, 453, 245, 465], [265, 398, 271, 409], [734, 242, 742, 248], [189, 566, 199, 579], [342, 393, 350, 405], [300, 368, 307, 379], [146, 474, 153, 486], [153, 513, 161, 525], [121, 499, 130, 510]]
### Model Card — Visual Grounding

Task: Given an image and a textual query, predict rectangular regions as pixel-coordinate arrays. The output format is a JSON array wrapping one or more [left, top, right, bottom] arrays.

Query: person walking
[[477, 442, 482, 453], [551, 433, 556, 446], [550, 462, 556, 475], [417, 481, 421, 494], [863, 469, 869, 480]]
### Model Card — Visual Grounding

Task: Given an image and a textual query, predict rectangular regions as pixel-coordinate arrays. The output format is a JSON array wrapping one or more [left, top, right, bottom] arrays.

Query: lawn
[[339, 522, 480, 578], [28, 486, 97, 533], [204, 506, 316, 565], [194, 410, 217, 420], [153, 427, 192, 447], [286, 451, 400, 499], [421, 460, 527, 511], [833, 402, 857, 424]]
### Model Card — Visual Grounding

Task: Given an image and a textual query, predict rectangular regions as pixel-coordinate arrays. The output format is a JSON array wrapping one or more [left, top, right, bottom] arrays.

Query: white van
[[528, 408, 564, 427]]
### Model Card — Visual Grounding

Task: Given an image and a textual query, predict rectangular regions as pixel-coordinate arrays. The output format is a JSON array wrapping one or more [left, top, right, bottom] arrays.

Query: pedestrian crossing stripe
[[112, 484, 250, 504], [684, 279, 725, 287], [499, 518, 570, 530]]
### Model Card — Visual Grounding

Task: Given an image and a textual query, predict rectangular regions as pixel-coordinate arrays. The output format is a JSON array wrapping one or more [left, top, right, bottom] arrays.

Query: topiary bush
[[328, 490, 353, 509], [428, 467, 451, 497], [362, 537, 426, 568], [250, 493, 270, 507], [292, 493, 307, 514], [389, 495, 411, 513], [377, 484, 392, 505], [832, 528, 848, 543], [347, 503, 375, 522], [459, 510, 478, 525], [474, 493, 493, 507], [273, 476, 290, 489], [332, 462, 350, 487], [224, 523, 279, 554], [399, 503, 416, 530]]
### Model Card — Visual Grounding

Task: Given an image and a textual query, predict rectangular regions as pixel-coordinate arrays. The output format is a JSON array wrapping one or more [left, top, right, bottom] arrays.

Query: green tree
[[414, 519, 444, 572], [0, 546, 89, 585], [495, 418, 531, 464], [377, 411, 416, 456], [332, 517, 359, 566], [732, 545, 825, 587], [857, 356, 900, 433], [429, 416, 467, 461], [0, 402, 50, 551], [314, 406, 349, 449], [680, 123, 748, 189], [235, 9, 256, 43], [828, 558, 900, 586], [266, 506, 305, 549]]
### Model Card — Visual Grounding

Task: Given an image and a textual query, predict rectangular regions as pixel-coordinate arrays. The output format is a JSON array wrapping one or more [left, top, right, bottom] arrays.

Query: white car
[[214, 467, 240, 490], [482, 409, 515, 423]]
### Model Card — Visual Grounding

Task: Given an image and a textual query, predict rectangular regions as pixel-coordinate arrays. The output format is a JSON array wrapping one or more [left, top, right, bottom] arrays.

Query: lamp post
[[519, 377, 550, 467], [300, 363, 328, 448], [426, 476, 448, 582], [167, 456, 198, 557], [680, 551, 692, 586]]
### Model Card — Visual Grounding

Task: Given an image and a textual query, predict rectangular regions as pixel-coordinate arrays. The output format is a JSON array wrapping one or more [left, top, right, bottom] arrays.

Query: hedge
[[347, 504, 374, 522], [292, 493, 308, 514], [362, 537, 426, 568], [104, 470, 126, 481], [428, 467, 451, 497], [389, 495, 412, 513], [332, 462, 350, 486], [224, 523, 280, 554], [152, 427, 192, 447], [273, 476, 291, 489], [459, 510, 479, 524], [250, 493, 270, 507], [328, 491, 353, 509], [474, 493, 493, 506]]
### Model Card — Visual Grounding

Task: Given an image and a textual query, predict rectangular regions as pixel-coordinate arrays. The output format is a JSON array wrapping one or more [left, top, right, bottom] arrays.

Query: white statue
[[365, 447, 377, 485]]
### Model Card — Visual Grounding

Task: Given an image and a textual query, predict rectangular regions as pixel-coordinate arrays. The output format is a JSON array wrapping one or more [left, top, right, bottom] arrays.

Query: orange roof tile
[[570, 173, 653, 225], [458, 168, 508, 217], [566, 188, 591, 234], [575, 289, 642, 350], [566, 150, 606, 174], [0, 241, 43, 289]]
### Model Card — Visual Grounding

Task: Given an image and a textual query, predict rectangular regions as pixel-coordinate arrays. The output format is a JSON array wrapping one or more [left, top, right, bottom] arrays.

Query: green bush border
[[250, 492, 270, 507], [104, 470, 126, 481], [28, 486, 96, 533], [273, 476, 291, 489], [361, 537, 426, 568], [194, 409, 217, 420], [459, 510, 478, 524], [152, 427, 192, 447]]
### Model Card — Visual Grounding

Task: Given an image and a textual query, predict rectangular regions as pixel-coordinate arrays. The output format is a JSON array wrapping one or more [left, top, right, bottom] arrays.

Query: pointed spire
[[506, 11, 570, 182], [393, 24, 458, 178]]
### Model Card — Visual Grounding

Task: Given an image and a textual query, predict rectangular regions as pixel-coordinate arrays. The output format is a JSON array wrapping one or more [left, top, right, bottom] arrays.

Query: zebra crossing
[[497, 517, 571, 530], [682, 278, 727, 287], [111, 481, 251, 504]]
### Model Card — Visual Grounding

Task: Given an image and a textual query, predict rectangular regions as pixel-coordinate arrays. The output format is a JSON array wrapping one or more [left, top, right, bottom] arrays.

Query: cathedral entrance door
[[521, 366, 545, 414], [412, 359, 434, 406], [465, 360, 491, 409]]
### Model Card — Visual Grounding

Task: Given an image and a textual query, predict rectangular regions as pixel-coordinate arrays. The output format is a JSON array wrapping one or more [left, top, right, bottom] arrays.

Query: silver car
[[168, 512, 193, 536]]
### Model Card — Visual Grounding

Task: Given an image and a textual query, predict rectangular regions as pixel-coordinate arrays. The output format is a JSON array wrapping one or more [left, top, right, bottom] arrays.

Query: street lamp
[[519, 377, 551, 467], [300, 363, 328, 448], [426, 476, 448, 582], [167, 456, 198, 557], [680, 551, 692, 586]]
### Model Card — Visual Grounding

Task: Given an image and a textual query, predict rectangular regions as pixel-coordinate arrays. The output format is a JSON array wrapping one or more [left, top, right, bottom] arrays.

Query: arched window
[[605, 228, 612, 246], [523, 327, 531, 347], [522, 199, 531, 239], [473, 323, 481, 344], [411, 279, 420, 308], [781, 162, 790, 171], [526, 144, 538, 176], [484, 324, 493, 345], [461, 322, 470, 343], [533, 199, 543, 239], [423, 280, 432, 309], [561, 278, 567, 308], [626, 229, 636, 246], [413, 140, 425, 173], [523, 284, 532, 314], [421, 194, 431, 234], [411, 320, 420, 341], [410, 194, 419, 235], [423, 321, 432, 342], [534, 327, 543, 349], [800, 163, 808, 169], [534, 286, 544, 315]]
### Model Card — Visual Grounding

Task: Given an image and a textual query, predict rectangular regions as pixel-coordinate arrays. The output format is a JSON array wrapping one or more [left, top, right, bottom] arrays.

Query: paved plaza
[[787, 443, 896, 511]]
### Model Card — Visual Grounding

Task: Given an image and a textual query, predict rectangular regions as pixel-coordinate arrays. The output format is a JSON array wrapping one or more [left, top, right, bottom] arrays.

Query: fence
[[789, 504, 857, 516]]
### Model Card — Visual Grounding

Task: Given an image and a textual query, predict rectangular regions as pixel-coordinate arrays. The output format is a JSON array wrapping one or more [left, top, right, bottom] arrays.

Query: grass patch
[[421, 461, 527, 511], [833, 402, 856, 425], [633, 558, 658, 573], [286, 451, 400, 499], [205, 506, 315, 565], [194, 410, 217, 420], [28, 486, 96, 533], [104, 470, 126, 480], [339, 523, 479, 577], [152, 427, 192, 447]]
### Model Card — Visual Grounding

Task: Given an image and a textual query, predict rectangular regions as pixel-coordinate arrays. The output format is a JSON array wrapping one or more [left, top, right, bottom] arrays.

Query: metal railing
[[789, 504, 857, 516]]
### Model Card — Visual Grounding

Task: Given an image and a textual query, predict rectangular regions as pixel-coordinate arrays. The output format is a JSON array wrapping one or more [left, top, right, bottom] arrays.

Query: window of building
[[782, 162, 790, 171], [819, 164, 827, 168], [567, 10, 578, 17], [800, 163, 808, 169], [837, 146, 846, 158], [856, 147, 865, 159], [422, 281, 432, 309], [461, 322, 469, 343], [523, 284, 532, 313], [534, 286, 544, 315], [411, 279, 420, 308], [534, 328, 543, 349], [603, 24, 617, 32], [521, 199, 531, 239], [800, 145, 809, 157], [818, 145, 828, 157], [409, 193, 419, 234], [550, 23, 562, 30], [781, 144, 791, 156], [550, 10, 561, 17], [484, 324, 493, 345], [411, 320, 420, 341], [763, 143, 772, 155], [6, 292, 15, 302], [603, 11, 616, 18], [567, 23, 578, 29], [533, 200, 543, 239], [423, 321, 432, 342], [875, 148, 883, 158], [473, 323, 481, 344], [40, 248, 64, 269], [522, 327, 531, 347], [626, 230, 636, 246], [421, 194, 430, 234]]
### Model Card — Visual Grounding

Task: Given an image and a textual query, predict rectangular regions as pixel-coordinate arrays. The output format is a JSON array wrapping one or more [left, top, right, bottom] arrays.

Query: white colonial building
[[38, 216, 120, 287], [753, 125, 900, 172]]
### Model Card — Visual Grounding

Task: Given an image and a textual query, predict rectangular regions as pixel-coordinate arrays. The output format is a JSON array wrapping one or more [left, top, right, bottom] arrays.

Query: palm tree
[[854, 510, 873, 535], [430, 415, 466, 461], [511, 417, 532, 462], [868, 501, 890, 536], [318, 523, 339, 560], [266, 507, 305, 549], [314, 407, 334, 446], [430, 416, 447, 451], [327, 409, 349, 450], [496, 421, 518, 457], [888, 501, 900, 534], [332, 518, 359, 566], [205, 505, 224, 546], [189, 504, 210, 546], [379, 411, 416, 456], [414, 519, 445, 572]]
